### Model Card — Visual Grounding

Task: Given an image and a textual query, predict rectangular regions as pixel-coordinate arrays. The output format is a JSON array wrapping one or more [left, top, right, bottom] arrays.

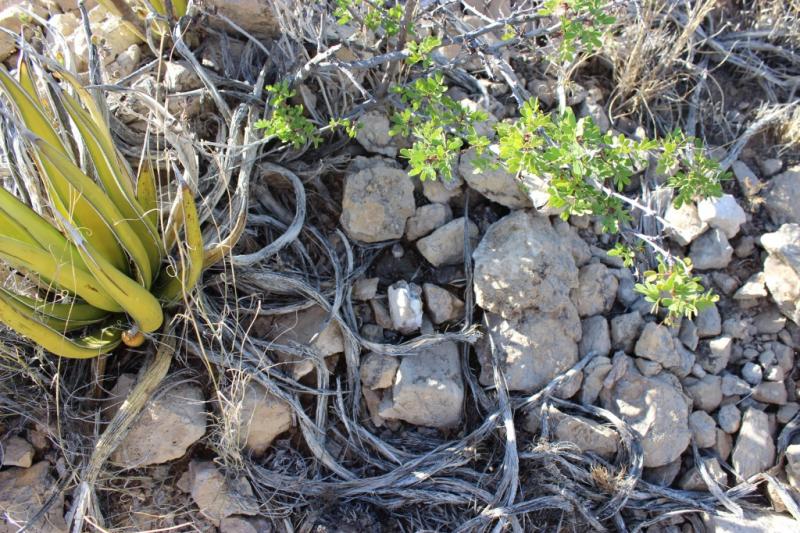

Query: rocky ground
[[1, 1, 800, 532]]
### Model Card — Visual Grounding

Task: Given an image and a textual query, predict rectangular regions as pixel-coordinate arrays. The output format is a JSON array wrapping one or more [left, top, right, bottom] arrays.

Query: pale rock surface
[[731, 160, 764, 197], [610, 312, 644, 353], [473, 211, 578, 319], [421, 174, 463, 204], [340, 162, 415, 242], [360, 352, 400, 390], [458, 147, 531, 208], [704, 511, 799, 533], [697, 194, 747, 238], [69, 7, 143, 70], [189, 461, 258, 526], [164, 61, 203, 92], [664, 202, 707, 246], [554, 415, 619, 459], [732, 408, 775, 480], [0, 461, 68, 532], [206, 0, 281, 39], [634, 322, 680, 368], [579, 315, 611, 357], [379, 341, 464, 428], [570, 263, 618, 317], [355, 110, 397, 157], [689, 229, 733, 270], [761, 224, 800, 324], [696, 304, 722, 338], [229, 381, 293, 455], [477, 307, 581, 393], [416, 217, 479, 267], [764, 166, 800, 225], [110, 380, 206, 467], [601, 367, 691, 468], [689, 410, 717, 448], [0, 436, 33, 468], [422, 283, 464, 324], [580, 356, 612, 406], [717, 404, 741, 434], [679, 458, 727, 491], [387, 281, 423, 334], [352, 277, 379, 301], [405, 203, 453, 241]]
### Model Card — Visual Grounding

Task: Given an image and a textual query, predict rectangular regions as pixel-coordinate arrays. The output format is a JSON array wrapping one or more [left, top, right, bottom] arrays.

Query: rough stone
[[689, 229, 733, 270], [70, 8, 143, 69], [164, 61, 203, 92], [683, 375, 723, 412], [701, 336, 733, 374], [664, 202, 707, 246], [696, 304, 722, 338], [634, 322, 680, 368], [718, 404, 741, 434], [742, 362, 763, 386], [635, 358, 662, 376], [0, 436, 33, 468], [355, 110, 396, 157], [110, 380, 206, 467], [752, 381, 787, 405], [571, 263, 618, 317], [205, 0, 280, 39], [227, 381, 293, 455], [732, 408, 775, 480], [678, 458, 727, 491], [352, 277, 379, 301], [705, 512, 800, 533], [753, 308, 786, 334], [417, 217, 479, 267], [405, 203, 453, 241], [421, 174, 463, 204], [759, 158, 783, 177], [721, 374, 751, 396], [554, 220, 592, 266], [733, 272, 769, 301], [0, 461, 68, 532], [611, 312, 644, 353], [478, 308, 581, 393], [422, 283, 465, 324], [580, 356, 612, 406], [761, 224, 800, 324], [778, 403, 800, 424], [579, 315, 611, 357], [764, 166, 800, 225], [601, 367, 691, 468], [360, 352, 400, 390], [697, 194, 747, 239], [555, 415, 619, 459], [473, 211, 578, 319], [379, 341, 464, 428], [387, 281, 423, 334], [458, 147, 531, 208], [0, 3, 47, 61], [340, 163, 415, 242], [689, 410, 717, 448], [732, 160, 764, 197], [678, 319, 699, 351], [189, 461, 258, 526]]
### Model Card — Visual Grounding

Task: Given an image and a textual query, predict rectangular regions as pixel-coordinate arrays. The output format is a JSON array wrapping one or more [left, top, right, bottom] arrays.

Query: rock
[[759, 158, 783, 177], [753, 308, 786, 334], [220, 516, 261, 533], [0, 2, 47, 61], [257, 305, 344, 379], [70, 7, 143, 70], [416, 217, 479, 267], [421, 173, 463, 204], [422, 283, 464, 324], [716, 428, 733, 461], [579, 315, 611, 357], [679, 319, 699, 351], [722, 374, 751, 396], [0, 436, 33, 468], [554, 220, 592, 266], [673, 343, 696, 378], [635, 322, 680, 368], [206, 0, 280, 39], [732, 408, 775, 480], [580, 356, 612, 405], [229, 381, 293, 455], [752, 382, 787, 405], [47, 12, 79, 42], [697, 194, 747, 239], [735, 235, 757, 258], [0, 461, 68, 532], [405, 203, 453, 241], [360, 352, 400, 390], [379, 341, 464, 428], [387, 281, 423, 334], [477, 308, 581, 393], [110, 381, 206, 467], [701, 336, 733, 374], [761, 224, 800, 324], [635, 358, 662, 376], [705, 511, 798, 532], [689, 229, 733, 270], [601, 367, 691, 468], [571, 263, 618, 317], [458, 98, 499, 138], [683, 375, 723, 412], [689, 410, 717, 448], [352, 277, 379, 301], [742, 362, 763, 386], [732, 160, 764, 197], [340, 162, 415, 242], [679, 457, 727, 491], [733, 272, 768, 301], [696, 304, 722, 338], [764, 166, 800, 225], [189, 461, 258, 526], [370, 299, 393, 330], [164, 61, 203, 92], [644, 459, 682, 487], [611, 312, 644, 353], [555, 415, 619, 459], [458, 147, 531, 208], [108, 44, 141, 80], [664, 202, 707, 246], [718, 404, 741, 433], [778, 403, 800, 424], [473, 211, 578, 319], [355, 110, 396, 157]]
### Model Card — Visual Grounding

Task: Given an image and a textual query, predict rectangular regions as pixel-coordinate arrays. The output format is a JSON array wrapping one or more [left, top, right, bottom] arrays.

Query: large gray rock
[[0, 436, 33, 468], [379, 341, 464, 427], [689, 229, 733, 270], [473, 211, 578, 319], [229, 381, 293, 455], [416, 217, 479, 267], [458, 147, 531, 208], [360, 352, 400, 390], [405, 203, 453, 241], [732, 408, 775, 480], [387, 281, 423, 334], [0, 462, 68, 532], [570, 263, 618, 317], [189, 461, 258, 526], [764, 166, 800, 225], [477, 307, 581, 393], [697, 194, 747, 239], [579, 315, 611, 357], [704, 511, 799, 533], [601, 366, 691, 468], [110, 380, 206, 467], [422, 283, 465, 324], [340, 162, 415, 242], [554, 415, 619, 459], [634, 322, 681, 368], [664, 202, 707, 246], [761, 224, 800, 324]]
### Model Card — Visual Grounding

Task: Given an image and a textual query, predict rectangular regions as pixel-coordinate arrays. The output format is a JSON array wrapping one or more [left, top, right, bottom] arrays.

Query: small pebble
[[722, 374, 751, 396], [717, 404, 741, 434], [741, 362, 763, 386], [691, 363, 707, 379], [391, 243, 405, 258], [764, 365, 785, 382]]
